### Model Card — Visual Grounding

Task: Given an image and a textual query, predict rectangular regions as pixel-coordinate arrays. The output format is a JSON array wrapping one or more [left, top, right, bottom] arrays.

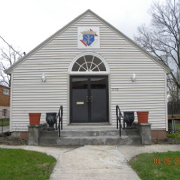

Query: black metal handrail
[[57, 105, 63, 137], [116, 105, 123, 137]]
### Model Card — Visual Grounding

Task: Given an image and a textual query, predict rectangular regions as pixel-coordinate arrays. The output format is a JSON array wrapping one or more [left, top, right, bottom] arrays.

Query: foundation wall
[[11, 131, 28, 139], [151, 130, 167, 139], [11, 129, 167, 142]]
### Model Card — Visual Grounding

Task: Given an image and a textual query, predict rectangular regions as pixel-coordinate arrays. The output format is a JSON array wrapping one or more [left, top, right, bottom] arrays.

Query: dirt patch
[[152, 138, 180, 144], [0, 132, 28, 145]]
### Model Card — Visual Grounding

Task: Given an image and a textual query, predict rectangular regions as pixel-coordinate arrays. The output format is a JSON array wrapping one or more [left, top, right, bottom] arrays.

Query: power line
[[0, 35, 23, 58]]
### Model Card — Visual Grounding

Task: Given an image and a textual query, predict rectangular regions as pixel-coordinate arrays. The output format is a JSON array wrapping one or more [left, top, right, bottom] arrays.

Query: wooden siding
[[10, 12, 167, 131]]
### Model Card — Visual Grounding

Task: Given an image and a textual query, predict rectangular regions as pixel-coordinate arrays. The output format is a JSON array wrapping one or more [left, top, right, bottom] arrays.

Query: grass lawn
[[167, 132, 180, 139], [0, 148, 56, 180], [0, 118, 9, 126], [175, 123, 180, 131], [167, 122, 180, 140], [129, 151, 180, 180], [168, 121, 180, 132]]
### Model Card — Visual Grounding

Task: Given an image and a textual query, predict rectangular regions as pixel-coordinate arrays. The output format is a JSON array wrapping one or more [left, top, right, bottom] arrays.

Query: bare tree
[[0, 36, 23, 87], [168, 69, 180, 101], [134, 0, 180, 100]]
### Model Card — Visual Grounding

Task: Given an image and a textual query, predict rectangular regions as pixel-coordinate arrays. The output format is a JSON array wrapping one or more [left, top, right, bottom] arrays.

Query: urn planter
[[137, 111, 149, 123], [29, 113, 41, 125], [46, 112, 57, 131], [123, 111, 135, 128]]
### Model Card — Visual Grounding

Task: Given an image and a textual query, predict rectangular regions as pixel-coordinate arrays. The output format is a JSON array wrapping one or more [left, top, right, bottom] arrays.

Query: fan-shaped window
[[72, 55, 106, 72]]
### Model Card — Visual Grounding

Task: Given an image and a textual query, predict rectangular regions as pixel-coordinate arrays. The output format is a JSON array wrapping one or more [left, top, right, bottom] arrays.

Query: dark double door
[[70, 76, 109, 123]]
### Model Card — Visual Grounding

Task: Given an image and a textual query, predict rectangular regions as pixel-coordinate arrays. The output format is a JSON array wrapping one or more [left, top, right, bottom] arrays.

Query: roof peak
[[4, 9, 170, 74]]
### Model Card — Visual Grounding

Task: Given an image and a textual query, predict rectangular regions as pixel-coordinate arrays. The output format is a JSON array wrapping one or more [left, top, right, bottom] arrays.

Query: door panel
[[71, 77, 88, 122], [70, 76, 108, 123], [91, 89, 107, 122], [72, 89, 88, 122], [91, 77, 108, 122]]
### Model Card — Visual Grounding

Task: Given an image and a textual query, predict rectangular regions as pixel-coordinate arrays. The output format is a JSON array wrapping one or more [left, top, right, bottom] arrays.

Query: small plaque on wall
[[76, 101, 84, 105], [78, 27, 100, 48]]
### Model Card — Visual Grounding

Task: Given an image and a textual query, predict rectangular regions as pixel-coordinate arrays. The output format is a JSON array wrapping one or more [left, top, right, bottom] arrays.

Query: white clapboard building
[[5, 10, 170, 139]]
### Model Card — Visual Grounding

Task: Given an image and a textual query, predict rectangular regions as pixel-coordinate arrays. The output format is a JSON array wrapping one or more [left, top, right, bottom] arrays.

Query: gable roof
[[5, 9, 170, 74]]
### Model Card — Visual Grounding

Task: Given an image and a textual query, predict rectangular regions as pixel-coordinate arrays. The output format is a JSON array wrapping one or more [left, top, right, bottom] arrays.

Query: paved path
[[0, 144, 179, 180]]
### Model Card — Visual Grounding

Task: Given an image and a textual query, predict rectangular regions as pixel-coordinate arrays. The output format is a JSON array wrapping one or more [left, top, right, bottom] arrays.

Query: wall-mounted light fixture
[[42, 73, 46, 82], [131, 73, 136, 82]]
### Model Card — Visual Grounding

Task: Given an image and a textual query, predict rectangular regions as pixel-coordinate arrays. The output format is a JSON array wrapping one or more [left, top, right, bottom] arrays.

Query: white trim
[[165, 73, 168, 131], [108, 74, 111, 124], [68, 52, 110, 74], [67, 74, 70, 125], [10, 73, 13, 132], [69, 74, 110, 124], [68, 52, 110, 124]]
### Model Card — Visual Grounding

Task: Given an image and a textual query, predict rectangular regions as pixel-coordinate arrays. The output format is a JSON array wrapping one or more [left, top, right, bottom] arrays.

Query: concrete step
[[56, 135, 141, 146], [38, 126, 141, 146], [61, 129, 119, 137], [39, 130, 58, 146], [60, 127, 139, 137], [39, 135, 141, 146], [122, 128, 139, 136], [40, 130, 58, 138], [39, 128, 139, 138]]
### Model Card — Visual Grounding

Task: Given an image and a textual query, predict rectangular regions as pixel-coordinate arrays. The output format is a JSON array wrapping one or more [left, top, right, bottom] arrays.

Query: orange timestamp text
[[153, 158, 180, 165]]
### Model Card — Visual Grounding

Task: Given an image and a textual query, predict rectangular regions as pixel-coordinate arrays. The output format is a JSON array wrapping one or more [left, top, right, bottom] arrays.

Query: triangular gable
[[5, 9, 170, 74]]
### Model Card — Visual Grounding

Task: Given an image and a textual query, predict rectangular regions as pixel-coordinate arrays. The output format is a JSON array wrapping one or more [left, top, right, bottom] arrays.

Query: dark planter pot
[[137, 111, 149, 123], [46, 112, 57, 131], [29, 113, 41, 125], [123, 111, 135, 128]]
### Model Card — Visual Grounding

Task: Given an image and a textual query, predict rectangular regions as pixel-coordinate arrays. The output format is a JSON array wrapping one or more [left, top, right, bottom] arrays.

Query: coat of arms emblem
[[78, 27, 100, 48]]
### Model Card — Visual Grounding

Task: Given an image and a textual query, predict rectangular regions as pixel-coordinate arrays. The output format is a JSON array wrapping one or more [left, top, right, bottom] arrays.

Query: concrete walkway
[[0, 144, 179, 180]]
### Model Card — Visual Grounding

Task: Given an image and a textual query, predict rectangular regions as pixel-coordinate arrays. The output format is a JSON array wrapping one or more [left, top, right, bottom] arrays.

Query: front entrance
[[70, 76, 109, 123]]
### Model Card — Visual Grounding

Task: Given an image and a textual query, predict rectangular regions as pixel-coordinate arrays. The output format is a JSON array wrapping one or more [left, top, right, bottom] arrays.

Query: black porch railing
[[57, 105, 63, 137], [116, 105, 123, 137]]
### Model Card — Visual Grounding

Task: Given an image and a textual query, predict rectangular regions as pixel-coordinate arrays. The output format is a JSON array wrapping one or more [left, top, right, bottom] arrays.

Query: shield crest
[[78, 27, 100, 48], [83, 34, 95, 46]]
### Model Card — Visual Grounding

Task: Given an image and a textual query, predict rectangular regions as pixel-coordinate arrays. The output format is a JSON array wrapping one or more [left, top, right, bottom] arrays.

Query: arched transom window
[[72, 55, 106, 72]]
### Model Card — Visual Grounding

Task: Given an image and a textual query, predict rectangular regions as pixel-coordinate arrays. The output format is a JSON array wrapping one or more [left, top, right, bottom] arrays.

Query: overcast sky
[[0, 0, 166, 53]]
